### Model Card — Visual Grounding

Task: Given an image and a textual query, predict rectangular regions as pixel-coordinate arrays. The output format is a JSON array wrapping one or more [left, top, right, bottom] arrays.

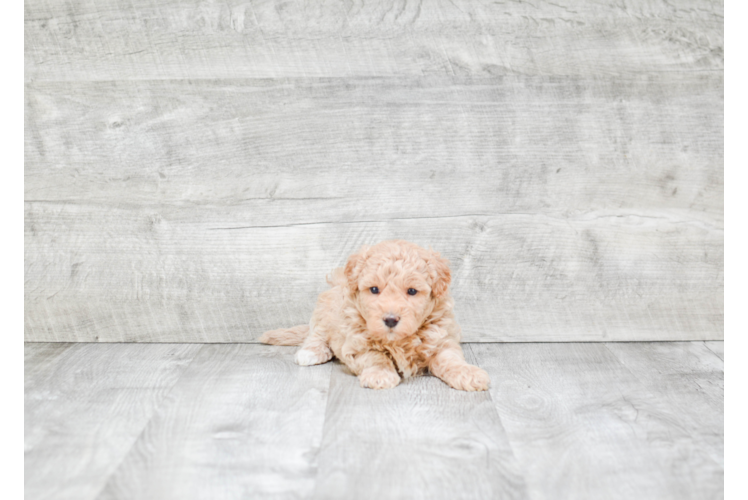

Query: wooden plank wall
[[24, 0, 724, 342]]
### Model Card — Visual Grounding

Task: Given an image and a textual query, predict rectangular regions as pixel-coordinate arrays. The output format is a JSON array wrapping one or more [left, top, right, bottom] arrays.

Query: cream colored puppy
[[259, 240, 490, 391]]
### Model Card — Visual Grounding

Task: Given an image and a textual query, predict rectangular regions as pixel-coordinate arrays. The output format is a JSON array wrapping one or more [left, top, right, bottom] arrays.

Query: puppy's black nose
[[383, 316, 399, 328]]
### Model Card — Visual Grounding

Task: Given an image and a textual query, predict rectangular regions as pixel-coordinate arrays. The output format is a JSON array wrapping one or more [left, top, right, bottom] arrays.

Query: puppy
[[259, 240, 490, 391]]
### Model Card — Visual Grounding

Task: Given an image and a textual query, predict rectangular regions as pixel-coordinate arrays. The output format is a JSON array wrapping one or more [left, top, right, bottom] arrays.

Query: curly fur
[[259, 240, 490, 391]]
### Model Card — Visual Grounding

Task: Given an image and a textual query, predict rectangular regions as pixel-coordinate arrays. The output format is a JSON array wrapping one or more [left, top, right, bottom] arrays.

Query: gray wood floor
[[25, 341, 723, 500]]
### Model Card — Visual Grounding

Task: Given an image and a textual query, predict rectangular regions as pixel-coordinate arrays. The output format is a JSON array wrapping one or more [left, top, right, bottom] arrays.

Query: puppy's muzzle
[[383, 315, 400, 328]]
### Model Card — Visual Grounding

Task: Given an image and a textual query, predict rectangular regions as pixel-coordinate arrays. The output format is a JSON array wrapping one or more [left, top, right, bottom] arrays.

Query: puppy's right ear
[[344, 246, 369, 293]]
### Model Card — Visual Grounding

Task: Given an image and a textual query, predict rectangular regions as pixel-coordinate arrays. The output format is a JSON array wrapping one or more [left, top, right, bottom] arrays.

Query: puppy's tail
[[258, 325, 310, 346]]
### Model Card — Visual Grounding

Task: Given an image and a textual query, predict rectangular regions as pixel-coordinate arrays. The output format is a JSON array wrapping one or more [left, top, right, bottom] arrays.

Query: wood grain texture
[[605, 341, 723, 465], [25, 0, 723, 81], [24, 343, 202, 500], [25, 76, 723, 217], [25, 342, 725, 499], [704, 340, 724, 360], [24, 76, 723, 342], [24, 0, 724, 343], [24, 206, 723, 342], [24, 342, 74, 384], [312, 348, 527, 500], [96, 344, 332, 500], [471, 342, 723, 500]]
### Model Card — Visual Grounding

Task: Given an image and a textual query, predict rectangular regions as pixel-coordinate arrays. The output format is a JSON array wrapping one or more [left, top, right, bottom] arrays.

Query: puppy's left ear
[[427, 250, 451, 298]]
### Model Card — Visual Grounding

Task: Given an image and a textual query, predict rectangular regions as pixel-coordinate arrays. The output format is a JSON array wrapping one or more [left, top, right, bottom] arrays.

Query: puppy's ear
[[344, 246, 369, 293], [427, 250, 452, 298]]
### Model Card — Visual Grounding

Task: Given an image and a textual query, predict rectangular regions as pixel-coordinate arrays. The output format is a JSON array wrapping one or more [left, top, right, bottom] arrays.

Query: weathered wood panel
[[25, 0, 723, 81], [24, 0, 723, 343], [23, 75, 724, 342], [24, 343, 202, 500], [24, 342, 74, 383], [96, 344, 332, 500], [606, 341, 723, 463], [472, 343, 723, 500], [312, 350, 526, 500], [610, 342, 724, 492], [25, 76, 723, 219], [24, 202, 723, 342], [25, 342, 725, 499], [704, 340, 724, 360]]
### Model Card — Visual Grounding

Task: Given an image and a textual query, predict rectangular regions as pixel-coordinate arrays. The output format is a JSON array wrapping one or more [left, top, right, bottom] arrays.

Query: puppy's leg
[[429, 341, 490, 392], [294, 326, 334, 366], [347, 350, 401, 390]]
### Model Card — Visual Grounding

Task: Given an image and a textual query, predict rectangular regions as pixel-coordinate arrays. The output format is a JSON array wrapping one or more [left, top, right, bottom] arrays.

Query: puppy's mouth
[[384, 322, 417, 338], [370, 323, 410, 338]]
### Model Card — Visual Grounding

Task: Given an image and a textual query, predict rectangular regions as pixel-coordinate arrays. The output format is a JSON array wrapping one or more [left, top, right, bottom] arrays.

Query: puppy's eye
[[370, 287, 380, 294], [407, 288, 418, 296]]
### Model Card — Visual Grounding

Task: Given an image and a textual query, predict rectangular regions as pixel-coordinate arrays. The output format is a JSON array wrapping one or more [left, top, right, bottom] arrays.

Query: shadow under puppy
[[259, 240, 490, 391]]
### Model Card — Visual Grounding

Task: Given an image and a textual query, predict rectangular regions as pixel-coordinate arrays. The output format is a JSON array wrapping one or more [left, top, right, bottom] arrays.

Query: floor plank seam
[[310, 357, 343, 497], [465, 343, 528, 485], [467, 343, 532, 499], [702, 341, 724, 361], [88, 344, 209, 500]]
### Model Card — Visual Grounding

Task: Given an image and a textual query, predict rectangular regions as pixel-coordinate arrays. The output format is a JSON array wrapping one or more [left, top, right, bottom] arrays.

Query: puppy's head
[[344, 240, 451, 339]]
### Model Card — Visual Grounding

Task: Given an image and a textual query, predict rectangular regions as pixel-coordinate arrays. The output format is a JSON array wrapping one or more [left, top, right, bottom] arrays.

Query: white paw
[[359, 367, 401, 390], [295, 348, 329, 366]]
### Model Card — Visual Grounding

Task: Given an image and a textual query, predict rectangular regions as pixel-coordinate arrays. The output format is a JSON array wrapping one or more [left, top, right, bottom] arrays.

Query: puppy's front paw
[[359, 367, 401, 390], [442, 364, 490, 392], [295, 348, 332, 366]]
